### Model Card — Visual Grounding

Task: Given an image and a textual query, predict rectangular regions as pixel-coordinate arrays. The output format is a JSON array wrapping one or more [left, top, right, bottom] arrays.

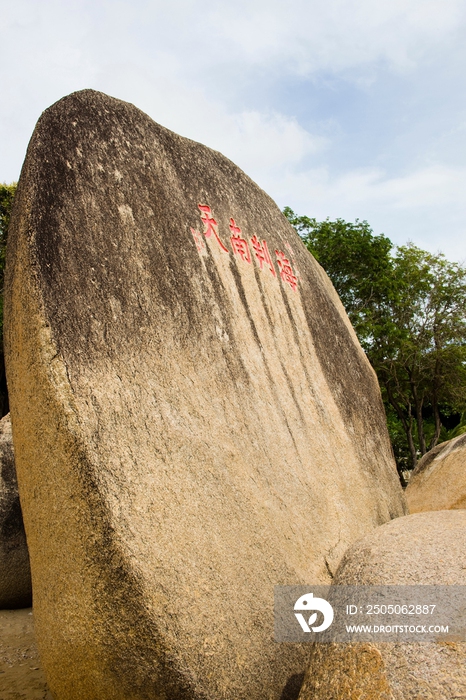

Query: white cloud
[[267, 163, 466, 260], [187, 0, 466, 76], [187, 109, 327, 172], [304, 164, 466, 210], [2, 0, 466, 260]]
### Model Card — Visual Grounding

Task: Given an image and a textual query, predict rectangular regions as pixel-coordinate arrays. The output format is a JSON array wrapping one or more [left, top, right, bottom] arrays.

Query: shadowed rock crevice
[[280, 671, 306, 700], [0, 414, 32, 608]]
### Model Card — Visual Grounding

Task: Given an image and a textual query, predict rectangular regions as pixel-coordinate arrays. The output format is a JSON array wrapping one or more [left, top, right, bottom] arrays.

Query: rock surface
[[5, 89, 406, 700], [406, 433, 466, 513], [298, 511, 466, 700], [0, 414, 32, 608]]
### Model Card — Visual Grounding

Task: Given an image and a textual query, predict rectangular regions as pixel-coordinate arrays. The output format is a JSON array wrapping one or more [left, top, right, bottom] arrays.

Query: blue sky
[[2, 0, 466, 260]]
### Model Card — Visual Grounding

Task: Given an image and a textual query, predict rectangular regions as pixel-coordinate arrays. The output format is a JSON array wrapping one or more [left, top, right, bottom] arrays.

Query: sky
[[2, 0, 466, 261]]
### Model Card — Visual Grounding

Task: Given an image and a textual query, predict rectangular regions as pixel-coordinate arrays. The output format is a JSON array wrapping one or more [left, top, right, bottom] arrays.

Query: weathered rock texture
[[5, 89, 406, 700], [0, 414, 32, 608], [298, 511, 466, 700], [406, 433, 466, 513]]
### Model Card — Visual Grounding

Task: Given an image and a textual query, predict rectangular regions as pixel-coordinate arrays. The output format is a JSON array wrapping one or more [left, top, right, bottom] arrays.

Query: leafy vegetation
[[0, 183, 17, 417], [284, 207, 466, 477]]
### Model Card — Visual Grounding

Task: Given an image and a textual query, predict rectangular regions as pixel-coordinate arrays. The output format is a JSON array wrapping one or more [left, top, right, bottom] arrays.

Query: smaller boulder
[[0, 414, 32, 608], [406, 434, 466, 513], [298, 511, 466, 700]]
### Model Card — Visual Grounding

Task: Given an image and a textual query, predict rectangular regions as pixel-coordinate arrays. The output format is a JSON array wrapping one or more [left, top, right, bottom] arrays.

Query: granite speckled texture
[[5, 89, 405, 700], [406, 434, 466, 513], [298, 511, 466, 700]]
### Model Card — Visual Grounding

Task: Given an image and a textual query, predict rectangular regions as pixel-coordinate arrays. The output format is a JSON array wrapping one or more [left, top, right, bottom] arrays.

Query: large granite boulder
[[298, 510, 466, 700], [0, 413, 32, 608], [406, 433, 466, 513], [5, 89, 406, 700]]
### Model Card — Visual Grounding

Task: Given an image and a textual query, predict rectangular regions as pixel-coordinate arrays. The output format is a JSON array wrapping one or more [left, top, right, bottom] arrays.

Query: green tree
[[284, 207, 466, 473], [0, 183, 16, 285], [370, 244, 466, 468], [0, 182, 17, 417], [282, 207, 395, 345]]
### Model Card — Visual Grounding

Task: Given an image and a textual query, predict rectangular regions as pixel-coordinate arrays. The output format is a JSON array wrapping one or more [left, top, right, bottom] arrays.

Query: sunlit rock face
[[298, 511, 466, 700], [406, 434, 466, 513], [5, 89, 405, 700]]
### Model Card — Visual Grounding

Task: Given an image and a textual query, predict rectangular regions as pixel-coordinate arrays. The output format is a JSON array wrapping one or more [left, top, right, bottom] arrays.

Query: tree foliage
[[0, 183, 16, 417], [284, 207, 466, 475], [0, 183, 16, 290]]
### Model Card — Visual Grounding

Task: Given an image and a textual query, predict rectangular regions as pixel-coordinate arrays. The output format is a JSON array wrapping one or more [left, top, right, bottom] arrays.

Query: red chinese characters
[[229, 218, 251, 263], [190, 203, 298, 291], [198, 204, 228, 252], [190, 227, 205, 253], [250, 235, 276, 277], [275, 250, 298, 291]]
